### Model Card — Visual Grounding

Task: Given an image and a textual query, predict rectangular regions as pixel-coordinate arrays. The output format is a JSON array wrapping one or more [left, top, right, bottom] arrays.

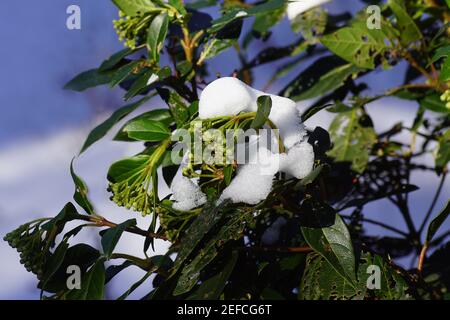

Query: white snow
[[146, 73, 159, 86], [197, 77, 315, 206], [219, 147, 279, 205], [280, 141, 315, 179], [286, 0, 332, 21], [198, 77, 307, 149], [219, 163, 275, 205], [198, 77, 256, 119], [235, 11, 248, 18], [171, 176, 207, 211]]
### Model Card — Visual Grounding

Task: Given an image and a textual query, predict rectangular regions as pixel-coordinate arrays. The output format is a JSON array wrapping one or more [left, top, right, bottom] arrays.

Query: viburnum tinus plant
[[5, 0, 450, 300]]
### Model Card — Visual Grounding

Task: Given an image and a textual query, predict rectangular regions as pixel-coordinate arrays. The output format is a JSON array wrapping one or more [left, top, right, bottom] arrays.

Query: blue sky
[[0, 0, 449, 299]]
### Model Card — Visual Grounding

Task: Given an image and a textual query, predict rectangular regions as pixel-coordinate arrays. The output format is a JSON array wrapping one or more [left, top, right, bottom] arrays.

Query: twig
[[78, 215, 168, 241], [341, 215, 408, 237], [417, 242, 428, 273], [238, 246, 313, 253]]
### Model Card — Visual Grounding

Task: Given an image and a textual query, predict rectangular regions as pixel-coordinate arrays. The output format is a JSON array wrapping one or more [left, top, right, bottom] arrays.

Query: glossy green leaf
[[301, 214, 356, 283], [101, 219, 137, 258], [40, 240, 69, 295], [251, 95, 272, 129], [99, 47, 136, 72], [107, 155, 150, 183], [122, 118, 170, 141], [70, 159, 94, 215], [147, 12, 169, 62], [114, 108, 173, 141], [187, 251, 238, 300], [79, 96, 150, 154], [38, 244, 100, 294], [66, 260, 105, 300], [41, 203, 81, 233], [209, 0, 285, 33], [291, 64, 362, 101], [174, 208, 250, 295], [64, 69, 115, 92], [426, 200, 450, 243], [112, 0, 155, 16], [109, 60, 141, 88]]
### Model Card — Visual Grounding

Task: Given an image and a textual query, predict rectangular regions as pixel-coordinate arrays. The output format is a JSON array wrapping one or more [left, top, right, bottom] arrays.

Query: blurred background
[[0, 0, 449, 299]]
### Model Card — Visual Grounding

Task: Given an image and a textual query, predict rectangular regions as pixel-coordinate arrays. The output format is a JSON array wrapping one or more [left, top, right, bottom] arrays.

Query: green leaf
[[101, 219, 137, 258], [70, 159, 94, 215], [109, 60, 141, 88], [293, 64, 362, 101], [107, 154, 150, 183], [436, 130, 450, 172], [66, 260, 105, 300], [41, 203, 81, 233], [64, 69, 115, 92], [158, 89, 189, 127], [301, 214, 356, 283], [172, 202, 226, 273], [439, 57, 450, 82], [251, 95, 272, 129], [117, 271, 152, 300], [122, 118, 170, 141], [300, 253, 364, 300], [198, 38, 236, 63], [420, 94, 450, 114], [40, 240, 69, 295], [174, 208, 251, 295], [123, 70, 159, 101], [79, 96, 150, 154], [291, 7, 327, 41], [388, 0, 422, 45], [252, 3, 286, 37], [327, 109, 377, 173], [426, 200, 450, 243], [114, 108, 173, 141], [187, 251, 238, 300], [300, 252, 410, 300], [321, 26, 389, 69], [430, 45, 450, 64], [99, 47, 136, 72], [112, 0, 155, 16], [116, 255, 167, 299], [38, 244, 100, 294], [209, 0, 285, 33], [147, 12, 169, 62]]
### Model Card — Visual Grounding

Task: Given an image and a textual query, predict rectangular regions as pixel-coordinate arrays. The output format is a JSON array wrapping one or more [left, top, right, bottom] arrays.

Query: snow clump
[[171, 176, 207, 211], [174, 77, 315, 209], [198, 77, 307, 149], [286, 0, 332, 21]]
